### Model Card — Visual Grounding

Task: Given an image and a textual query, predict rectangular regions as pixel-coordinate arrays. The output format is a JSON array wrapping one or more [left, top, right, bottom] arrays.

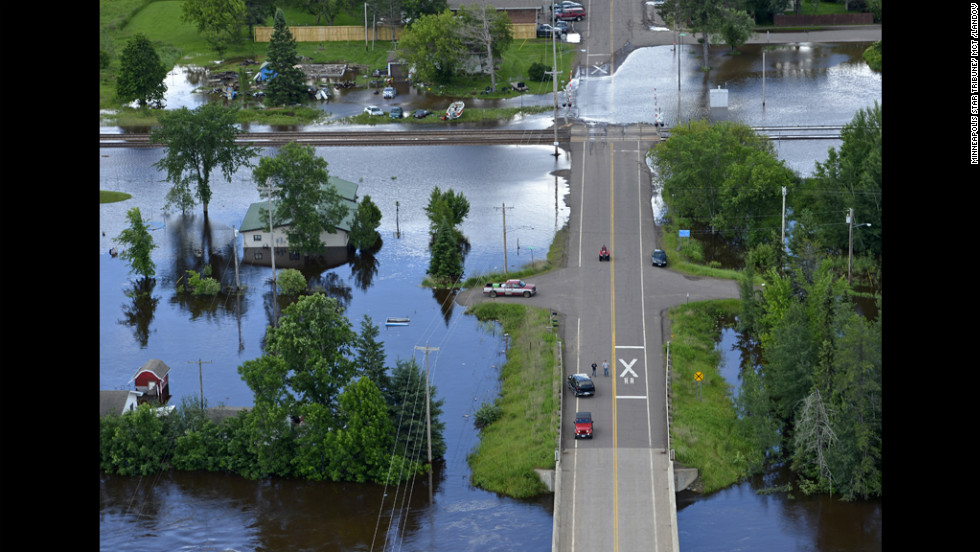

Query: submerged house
[[130, 359, 172, 404], [99, 390, 143, 417], [239, 176, 358, 268]]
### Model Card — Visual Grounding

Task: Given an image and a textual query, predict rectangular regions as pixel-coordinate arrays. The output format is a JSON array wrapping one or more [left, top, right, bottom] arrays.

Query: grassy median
[[465, 302, 561, 498]]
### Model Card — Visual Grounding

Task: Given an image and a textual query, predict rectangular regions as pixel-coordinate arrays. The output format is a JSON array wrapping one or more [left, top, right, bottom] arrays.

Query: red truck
[[483, 279, 537, 298], [555, 6, 586, 21]]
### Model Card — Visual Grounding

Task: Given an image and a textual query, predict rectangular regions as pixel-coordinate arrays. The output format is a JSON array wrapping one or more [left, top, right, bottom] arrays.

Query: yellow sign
[[694, 371, 703, 381]]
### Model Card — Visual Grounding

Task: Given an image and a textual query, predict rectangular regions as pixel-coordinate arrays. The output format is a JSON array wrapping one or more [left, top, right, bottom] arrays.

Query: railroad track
[[99, 128, 572, 148]]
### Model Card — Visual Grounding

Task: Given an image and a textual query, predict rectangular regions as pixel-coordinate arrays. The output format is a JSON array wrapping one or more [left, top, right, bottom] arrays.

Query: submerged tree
[[348, 195, 383, 252], [114, 207, 157, 279], [151, 104, 257, 215]]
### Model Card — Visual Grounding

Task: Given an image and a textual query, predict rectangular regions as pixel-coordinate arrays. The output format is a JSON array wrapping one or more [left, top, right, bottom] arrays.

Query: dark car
[[567, 373, 595, 397], [412, 109, 432, 119], [390, 106, 403, 119], [651, 249, 668, 267], [537, 24, 560, 38], [574, 411, 594, 439]]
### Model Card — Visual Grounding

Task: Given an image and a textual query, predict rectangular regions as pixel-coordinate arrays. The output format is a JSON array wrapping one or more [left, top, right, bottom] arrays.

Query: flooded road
[[101, 40, 881, 551]]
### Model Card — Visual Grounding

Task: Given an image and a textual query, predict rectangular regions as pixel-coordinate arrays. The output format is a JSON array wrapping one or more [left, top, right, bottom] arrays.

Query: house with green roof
[[239, 176, 358, 267]]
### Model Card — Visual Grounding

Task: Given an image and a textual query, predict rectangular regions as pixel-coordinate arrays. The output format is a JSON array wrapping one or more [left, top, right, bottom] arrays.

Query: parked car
[[567, 373, 595, 397], [364, 105, 383, 116], [553, 20, 571, 33], [651, 249, 668, 267], [382, 86, 397, 99], [390, 106, 403, 119], [573, 411, 594, 439], [537, 24, 561, 38], [555, 6, 586, 20], [412, 109, 432, 119]]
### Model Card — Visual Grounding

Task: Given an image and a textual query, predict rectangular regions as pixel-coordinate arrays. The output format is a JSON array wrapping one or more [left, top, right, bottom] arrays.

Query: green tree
[[265, 8, 308, 106], [349, 194, 383, 251], [100, 404, 170, 476], [151, 104, 258, 216], [424, 186, 470, 240], [182, 0, 248, 55], [389, 358, 447, 460], [399, 10, 465, 83], [252, 142, 349, 255], [716, 6, 756, 52], [824, 307, 882, 500], [649, 120, 790, 242], [263, 293, 357, 416], [795, 103, 881, 259], [320, 377, 403, 483], [763, 302, 816, 425], [302, 0, 343, 25], [115, 33, 168, 108], [114, 207, 157, 279], [354, 315, 392, 401], [402, 0, 448, 21], [428, 216, 465, 282], [277, 268, 308, 295]]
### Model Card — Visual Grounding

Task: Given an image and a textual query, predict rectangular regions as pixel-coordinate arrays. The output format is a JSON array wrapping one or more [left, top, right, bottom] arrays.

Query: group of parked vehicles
[[537, 2, 585, 39]]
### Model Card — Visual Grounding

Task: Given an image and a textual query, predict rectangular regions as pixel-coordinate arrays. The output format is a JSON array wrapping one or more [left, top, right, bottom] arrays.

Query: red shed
[[131, 359, 171, 399]]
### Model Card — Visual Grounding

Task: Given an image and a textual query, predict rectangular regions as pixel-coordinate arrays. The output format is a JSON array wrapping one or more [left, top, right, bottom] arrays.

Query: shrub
[[277, 268, 307, 295], [473, 401, 502, 429], [528, 62, 551, 82]]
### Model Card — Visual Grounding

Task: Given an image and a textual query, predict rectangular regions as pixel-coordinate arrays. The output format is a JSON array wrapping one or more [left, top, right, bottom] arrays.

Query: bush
[[473, 401, 502, 429], [180, 265, 220, 295], [528, 62, 551, 82], [277, 268, 307, 295]]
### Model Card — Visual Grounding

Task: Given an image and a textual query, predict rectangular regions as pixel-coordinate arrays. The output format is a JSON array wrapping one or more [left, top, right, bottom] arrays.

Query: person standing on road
[[602, 360, 609, 377], [591, 362, 597, 377]]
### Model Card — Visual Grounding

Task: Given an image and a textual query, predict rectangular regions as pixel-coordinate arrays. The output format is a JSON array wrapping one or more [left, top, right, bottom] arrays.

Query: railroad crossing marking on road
[[619, 358, 638, 383]]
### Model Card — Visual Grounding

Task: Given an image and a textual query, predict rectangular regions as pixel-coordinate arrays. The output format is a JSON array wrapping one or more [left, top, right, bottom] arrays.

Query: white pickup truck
[[482, 279, 537, 298]]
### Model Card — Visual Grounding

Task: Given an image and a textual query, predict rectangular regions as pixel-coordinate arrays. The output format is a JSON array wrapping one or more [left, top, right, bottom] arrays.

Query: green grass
[[466, 303, 560, 498], [100, 190, 133, 203], [666, 299, 755, 493]]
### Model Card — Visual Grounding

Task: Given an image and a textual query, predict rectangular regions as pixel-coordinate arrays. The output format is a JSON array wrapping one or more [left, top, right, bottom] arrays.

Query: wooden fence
[[253, 23, 537, 43]]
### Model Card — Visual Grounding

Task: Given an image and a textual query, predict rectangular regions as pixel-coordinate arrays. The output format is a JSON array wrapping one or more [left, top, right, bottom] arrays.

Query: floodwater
[[100, 145, 568, 552], [101, 41, 881, 551]]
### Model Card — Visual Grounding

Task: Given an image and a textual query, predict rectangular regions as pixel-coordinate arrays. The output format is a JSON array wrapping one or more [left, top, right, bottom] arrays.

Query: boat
[[442, 101, 464, 120], [385, 317, 411, 326]]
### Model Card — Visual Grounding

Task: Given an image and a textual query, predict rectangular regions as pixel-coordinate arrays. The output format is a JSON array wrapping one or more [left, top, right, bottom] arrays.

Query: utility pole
[[548, 15, 560, 158], [494, 203, 513, 274], [188, 359, 213, 408], [781, 187, 787, 257], [259, 179, 281, 326], [415, 344, 439, 504], [848, 208, 854, 286], [232, 225, 241, 292], [395, 200, 400, 238]]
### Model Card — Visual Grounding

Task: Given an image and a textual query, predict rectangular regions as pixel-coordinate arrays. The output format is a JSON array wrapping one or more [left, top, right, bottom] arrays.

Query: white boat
[[385, 317, 410, 326], [443, 101, 464, 120]]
